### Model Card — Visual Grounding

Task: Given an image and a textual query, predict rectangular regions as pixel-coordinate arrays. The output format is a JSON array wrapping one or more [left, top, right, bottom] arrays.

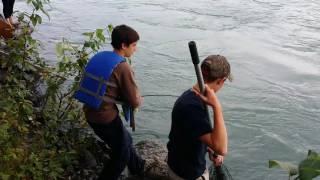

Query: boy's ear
[[121, 43, 128, 50], [217, 78, 224, 85], [202, 69, 209, 80]]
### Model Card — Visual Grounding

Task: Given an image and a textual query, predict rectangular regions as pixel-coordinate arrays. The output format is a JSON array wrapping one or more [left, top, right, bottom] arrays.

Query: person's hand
[[212, 155, 224, 167], [192, 84, 220, 108], [208, 147, 224, 167], [139, 96, 144, 105]]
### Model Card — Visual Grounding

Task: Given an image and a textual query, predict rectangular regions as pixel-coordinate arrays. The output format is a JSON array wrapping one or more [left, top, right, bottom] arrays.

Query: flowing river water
[[15, 0, 320, 179]]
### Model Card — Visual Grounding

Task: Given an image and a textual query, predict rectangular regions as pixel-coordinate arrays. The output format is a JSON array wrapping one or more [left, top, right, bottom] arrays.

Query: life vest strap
[[83, 71, 117, 88], [73, 51, 125, 110], [102, 96, 125, 105], [77, 86, 125, 105]]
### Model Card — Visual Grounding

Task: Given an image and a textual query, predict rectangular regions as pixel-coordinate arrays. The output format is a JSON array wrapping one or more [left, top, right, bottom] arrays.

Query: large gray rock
[[74, 137, 170, 179], [126, 139, 169, 180], [135, 140, 167, 164]]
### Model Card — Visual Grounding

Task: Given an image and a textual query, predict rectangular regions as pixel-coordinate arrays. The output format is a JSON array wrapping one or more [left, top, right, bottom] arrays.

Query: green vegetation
[[0, 0, 112, 179], [269, 150, 320, 180]]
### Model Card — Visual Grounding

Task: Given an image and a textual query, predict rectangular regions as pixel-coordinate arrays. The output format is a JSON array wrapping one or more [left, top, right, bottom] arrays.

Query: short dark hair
[[111, 25, 140, 50], [201, 55, 232, 83]]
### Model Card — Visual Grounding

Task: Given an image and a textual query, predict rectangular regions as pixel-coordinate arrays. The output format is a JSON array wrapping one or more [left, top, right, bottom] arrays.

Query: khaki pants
[[168, 167, 209, 180]]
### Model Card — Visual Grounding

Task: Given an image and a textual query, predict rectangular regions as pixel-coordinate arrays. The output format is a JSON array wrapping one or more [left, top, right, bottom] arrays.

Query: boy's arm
[[118, 62, 142, 108], [193, 85, 228, 156], [199, 104, 228, 156]]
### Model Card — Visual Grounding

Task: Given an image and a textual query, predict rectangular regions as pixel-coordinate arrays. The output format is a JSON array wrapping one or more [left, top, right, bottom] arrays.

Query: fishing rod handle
[[189, 41, 205, 93], [188, 41, 200, 65], [194, 65, 206, 94]]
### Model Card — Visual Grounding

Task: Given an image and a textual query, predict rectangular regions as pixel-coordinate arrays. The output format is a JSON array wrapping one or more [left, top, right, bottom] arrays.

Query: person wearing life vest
[[81, 24, 144, 180]]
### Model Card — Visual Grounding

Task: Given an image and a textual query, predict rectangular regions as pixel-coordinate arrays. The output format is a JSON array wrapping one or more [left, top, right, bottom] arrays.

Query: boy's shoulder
[[177, 89, 201, 106], [173, 89, 205, 115]]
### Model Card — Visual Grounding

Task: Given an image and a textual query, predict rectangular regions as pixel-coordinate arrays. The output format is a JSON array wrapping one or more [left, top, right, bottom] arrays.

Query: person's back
[[167, 89, 212, 179], [167, 55, 232, 180]]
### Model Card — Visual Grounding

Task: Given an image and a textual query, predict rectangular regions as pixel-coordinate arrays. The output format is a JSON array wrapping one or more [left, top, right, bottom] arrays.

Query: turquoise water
[[16, 0, 320, 179]]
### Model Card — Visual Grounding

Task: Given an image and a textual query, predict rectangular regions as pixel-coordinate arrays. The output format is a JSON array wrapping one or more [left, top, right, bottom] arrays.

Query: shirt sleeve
[[117, 62, 142, 108], [183, 103, 212, 140]]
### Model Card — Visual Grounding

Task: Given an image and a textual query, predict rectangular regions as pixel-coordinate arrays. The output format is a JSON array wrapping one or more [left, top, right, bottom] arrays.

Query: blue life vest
[[74, 51, 133, 123], [74, 51, 124, 109]]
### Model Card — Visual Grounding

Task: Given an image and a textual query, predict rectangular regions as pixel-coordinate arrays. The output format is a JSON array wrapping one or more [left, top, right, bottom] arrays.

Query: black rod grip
[[188, 41, 200, 65]]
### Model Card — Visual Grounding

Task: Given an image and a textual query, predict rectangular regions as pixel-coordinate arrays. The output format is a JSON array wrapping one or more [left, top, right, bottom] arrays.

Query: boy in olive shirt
[[85, 25, 144, 180]]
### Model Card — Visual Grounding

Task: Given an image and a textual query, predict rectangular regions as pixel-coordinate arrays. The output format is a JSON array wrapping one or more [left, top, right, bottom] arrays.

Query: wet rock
[[79, 138, 170, 179], [135, 139, 167, 163], [127, 139, 169, 180]]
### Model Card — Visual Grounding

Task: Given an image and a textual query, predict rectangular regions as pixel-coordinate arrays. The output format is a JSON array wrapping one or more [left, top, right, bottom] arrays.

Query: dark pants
[[88, 116, 145, 180], [2, 0, 15, 18]]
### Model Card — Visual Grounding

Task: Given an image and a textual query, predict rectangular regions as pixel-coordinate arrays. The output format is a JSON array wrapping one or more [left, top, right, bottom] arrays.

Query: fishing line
[[142, 94, 179, 98]]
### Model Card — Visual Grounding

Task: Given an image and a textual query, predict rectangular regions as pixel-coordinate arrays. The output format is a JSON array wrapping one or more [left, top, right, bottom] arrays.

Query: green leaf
[[56, 42, 74, 57], [40, 7, 50, 19], [32, 1, 38, 10], [37, 14, 42, 24], [298, 150, 320, 180], [95, 28, 105, 42], [307, 150, 318, 158], [95, 28, 103, 35], [83, 41, 90, 48], [107, 24, 113, 33], [269, 160, 298, 176], [30, 15, 37, 26], [299, 168, 320, 180], [82, 32, 94, 39], [56, 42, 64, 57]]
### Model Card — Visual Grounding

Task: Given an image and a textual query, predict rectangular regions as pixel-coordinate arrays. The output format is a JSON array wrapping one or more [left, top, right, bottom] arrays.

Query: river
[[15, 0, 320, 179]]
